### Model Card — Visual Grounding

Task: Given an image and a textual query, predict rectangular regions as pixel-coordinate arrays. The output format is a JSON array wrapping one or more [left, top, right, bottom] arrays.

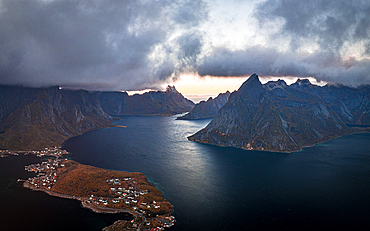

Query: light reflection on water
[[63, 116, 370, 231]]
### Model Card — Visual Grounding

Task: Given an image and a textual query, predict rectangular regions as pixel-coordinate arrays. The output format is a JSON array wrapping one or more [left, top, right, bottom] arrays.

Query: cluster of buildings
[[107, 177, 164, 213], [1, 146, 69, 158], [32, 147, 69, 157], [85, 177, 175, 230], [24, 158, 66, 190], [87, 177, 163, 213], [0, 149, 18, 158], [17, 147, 176, 230]]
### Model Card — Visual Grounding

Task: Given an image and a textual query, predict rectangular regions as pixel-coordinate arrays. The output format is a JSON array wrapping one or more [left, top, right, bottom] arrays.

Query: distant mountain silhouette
[[176, 91, 230, 120], [99, 85, 194, 116], [188, 74, 369, 152]]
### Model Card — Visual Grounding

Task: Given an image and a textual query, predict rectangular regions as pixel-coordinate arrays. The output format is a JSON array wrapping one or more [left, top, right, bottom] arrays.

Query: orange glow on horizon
[[174, 74, 247, 96], [172, 74, 326, 102], [128, 74, 327, 103]]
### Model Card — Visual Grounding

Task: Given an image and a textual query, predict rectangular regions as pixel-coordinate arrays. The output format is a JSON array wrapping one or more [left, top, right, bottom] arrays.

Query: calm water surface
[[1, 115, 370, 230], [64, 115, 370, 230], [0, 155, 131, 231]]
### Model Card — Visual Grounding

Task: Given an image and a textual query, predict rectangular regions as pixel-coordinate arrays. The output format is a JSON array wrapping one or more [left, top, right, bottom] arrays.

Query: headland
[[22, 150, 175, 231]]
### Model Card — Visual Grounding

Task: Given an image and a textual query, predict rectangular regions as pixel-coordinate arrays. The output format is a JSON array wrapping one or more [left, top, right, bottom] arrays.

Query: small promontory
[[24, 158, 175, 230]]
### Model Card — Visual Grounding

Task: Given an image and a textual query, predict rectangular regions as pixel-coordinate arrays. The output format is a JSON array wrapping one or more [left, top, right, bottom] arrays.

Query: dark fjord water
[[1, 115, 370, 230]]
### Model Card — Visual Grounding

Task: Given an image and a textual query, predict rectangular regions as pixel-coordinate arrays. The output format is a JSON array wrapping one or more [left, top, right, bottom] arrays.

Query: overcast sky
[[0, 0, 369, 91]]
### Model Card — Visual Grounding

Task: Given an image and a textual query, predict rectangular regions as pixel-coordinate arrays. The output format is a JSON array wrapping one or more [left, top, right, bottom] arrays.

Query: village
[[24, 158, 65, 190], [86, 177, 175, 230], [21, 147, 175, 231], [1, 146, 69, 158], [0, 149, 20, 158]]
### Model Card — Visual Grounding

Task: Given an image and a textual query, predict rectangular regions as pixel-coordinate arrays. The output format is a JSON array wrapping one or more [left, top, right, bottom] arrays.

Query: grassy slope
[[52, 160, 173, 215]]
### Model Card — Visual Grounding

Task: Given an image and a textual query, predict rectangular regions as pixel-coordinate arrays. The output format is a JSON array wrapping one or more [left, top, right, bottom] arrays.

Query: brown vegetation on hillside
[[51, 160, 173, 216]]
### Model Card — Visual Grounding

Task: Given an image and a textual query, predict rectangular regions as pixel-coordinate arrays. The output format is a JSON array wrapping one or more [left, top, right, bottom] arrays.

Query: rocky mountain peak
[[238, 73, 261, 90], [295, 78, 312, 86], [264, 79, 288, 90], [187, 72, 358, 152], [235, 73, 264, 103], [166, 85, 179, 94]]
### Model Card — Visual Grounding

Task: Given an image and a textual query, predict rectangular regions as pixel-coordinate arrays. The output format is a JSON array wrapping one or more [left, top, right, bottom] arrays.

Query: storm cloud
[[0, 0, 207, 90], [197, 0, 370, 86], [254, 0, 370, 54], [198, 46, 370, 86], [1, 0, 370, 90]]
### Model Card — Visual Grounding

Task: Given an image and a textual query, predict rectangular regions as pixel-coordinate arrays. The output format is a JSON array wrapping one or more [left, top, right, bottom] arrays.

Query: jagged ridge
[[290, 79, 370, 125], [188, 74, 361, 152]]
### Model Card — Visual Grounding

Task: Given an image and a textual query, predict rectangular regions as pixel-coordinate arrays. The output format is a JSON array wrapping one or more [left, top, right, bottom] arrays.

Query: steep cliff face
[[98, 91, 130, 115], [0, 86, 112, 150], [188, 74, 353, 152], [291, 80, 370, 125], [0, 84, 194, 150], [99, 85, 194, 116], [0, 85, 40, 124], [176, 91, 230, 120]]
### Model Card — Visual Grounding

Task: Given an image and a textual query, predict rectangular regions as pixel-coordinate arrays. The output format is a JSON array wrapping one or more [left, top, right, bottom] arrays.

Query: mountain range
[[0, 85, 194, 150], [188, 74, 370, 152], [290, 79, 370, 125], [176, 91, 230, 120], [2, 75, 369, 152], [98, 85, 194, 116]]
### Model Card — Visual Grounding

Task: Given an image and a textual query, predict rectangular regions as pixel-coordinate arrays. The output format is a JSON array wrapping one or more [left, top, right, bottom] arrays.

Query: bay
[[63, 115, 370, 230], [0, 155, 131, 231], [1, 115, 370, 230]]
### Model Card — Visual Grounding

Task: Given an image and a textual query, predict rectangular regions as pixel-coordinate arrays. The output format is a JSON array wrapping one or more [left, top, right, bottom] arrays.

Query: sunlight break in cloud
[[1, 0, 370, 91]]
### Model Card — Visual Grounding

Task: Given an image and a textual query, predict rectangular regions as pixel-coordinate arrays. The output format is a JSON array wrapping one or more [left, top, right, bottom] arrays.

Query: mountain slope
[[176, 91, 230, 120], [0, 86, 112, 150], [188, 74, 353, 152], [0, 84, 194, 150], [291, 79, 370, 125]]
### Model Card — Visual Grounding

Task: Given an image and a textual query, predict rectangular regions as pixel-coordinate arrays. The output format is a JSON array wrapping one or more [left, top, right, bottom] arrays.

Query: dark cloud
[[172, 0, 208, 27], [1, 0, 369, 90], [198, 46, 370, 86], [197, 0, 370, 86], [176, 32, 203, 73], [254, 0, 370, 54], [0, 0, 208, 91]]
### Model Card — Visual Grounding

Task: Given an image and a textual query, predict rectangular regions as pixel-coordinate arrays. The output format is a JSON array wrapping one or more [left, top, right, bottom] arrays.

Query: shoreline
[[21, 156, 175, 231], [24, 182, 134, 215], [188, 127, 370, 154]]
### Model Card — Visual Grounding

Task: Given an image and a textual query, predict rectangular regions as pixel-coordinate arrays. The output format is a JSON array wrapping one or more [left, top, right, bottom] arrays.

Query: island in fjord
[[24, 157, 175, 231]]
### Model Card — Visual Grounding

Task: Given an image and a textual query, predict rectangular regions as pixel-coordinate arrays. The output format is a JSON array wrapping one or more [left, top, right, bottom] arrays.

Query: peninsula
[[23, 156, 175, 231]]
